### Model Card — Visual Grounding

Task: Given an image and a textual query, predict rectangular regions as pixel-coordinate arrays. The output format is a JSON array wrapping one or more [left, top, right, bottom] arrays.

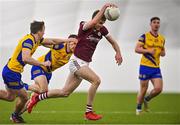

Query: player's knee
[[93, 77, 101, 86], [63, 93, 70, 97], [7, 95, 16, 102], [155, 87, 162, 94], [61, 90, 71, 97]]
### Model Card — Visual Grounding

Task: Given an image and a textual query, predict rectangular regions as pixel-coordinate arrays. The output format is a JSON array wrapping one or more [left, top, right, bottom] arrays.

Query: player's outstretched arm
[[135, 42, 155, 55], [105, 35, 123, 65], [41, 38, 77, 45], [83, 3, 116, 31], [22, 48, 51, 67]]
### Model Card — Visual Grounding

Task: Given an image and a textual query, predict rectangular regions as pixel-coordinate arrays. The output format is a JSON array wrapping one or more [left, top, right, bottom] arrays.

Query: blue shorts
[[2, 65, 24, 89], [139, 65, 162, 80], [31, 65, 52, 83]]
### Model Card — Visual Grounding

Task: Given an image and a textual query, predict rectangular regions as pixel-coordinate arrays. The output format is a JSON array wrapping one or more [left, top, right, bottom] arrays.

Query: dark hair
[[68, 34, 78, 39], [92, 10, 106, 22], [30, 21, 44, 34], [150, 17, 160, 22]]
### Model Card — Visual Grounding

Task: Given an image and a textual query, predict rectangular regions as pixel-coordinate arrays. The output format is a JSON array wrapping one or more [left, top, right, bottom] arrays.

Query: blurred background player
[[27, 3, 123, 121], [135, 17, 166, 115], [0, 21, 76, 123]]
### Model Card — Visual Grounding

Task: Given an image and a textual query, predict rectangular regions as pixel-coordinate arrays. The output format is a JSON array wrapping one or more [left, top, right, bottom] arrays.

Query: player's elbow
[[90, 20, 98, 27], [92, 18, 99, 24], [161, 52, 166, 57], [135, 47, 140, 54], [22, 56, 29, 63], [50, 40, 57, 45]]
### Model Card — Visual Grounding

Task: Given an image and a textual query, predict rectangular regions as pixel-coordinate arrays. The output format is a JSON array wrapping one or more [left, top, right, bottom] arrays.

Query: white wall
[[0, 0, 180, 92]]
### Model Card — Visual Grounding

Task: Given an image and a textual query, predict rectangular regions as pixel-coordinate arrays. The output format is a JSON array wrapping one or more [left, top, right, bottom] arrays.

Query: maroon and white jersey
[[74, 21, 109, 62]]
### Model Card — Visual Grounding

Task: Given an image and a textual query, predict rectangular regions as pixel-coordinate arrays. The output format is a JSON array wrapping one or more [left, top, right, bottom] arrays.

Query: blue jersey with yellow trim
[[7, 34, 43, 73], [38, 43, 72, 73], [138, 32, 165, 68]]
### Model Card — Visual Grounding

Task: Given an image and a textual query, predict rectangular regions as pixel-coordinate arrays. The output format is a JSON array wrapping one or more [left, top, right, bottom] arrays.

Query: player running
[[24, 34, 78, 94], [0, 21, 77, 123], [135, 17, 166, 115], [27, 3, 123, 121]]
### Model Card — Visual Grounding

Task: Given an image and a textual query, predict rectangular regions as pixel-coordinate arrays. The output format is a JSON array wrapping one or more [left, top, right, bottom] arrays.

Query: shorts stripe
[[72, 60, 80, 70], [69, 55, 89, 74]]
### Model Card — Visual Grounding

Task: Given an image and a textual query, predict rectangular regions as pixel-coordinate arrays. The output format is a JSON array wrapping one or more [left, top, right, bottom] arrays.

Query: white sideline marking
[[30, 110, 178, 114], [1, 110, 178, 114]]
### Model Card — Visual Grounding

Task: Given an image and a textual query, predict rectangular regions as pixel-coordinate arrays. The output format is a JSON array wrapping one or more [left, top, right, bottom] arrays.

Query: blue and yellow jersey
[[138, 32, 165, 68], [7, 34, 44, 73], [38, 43, 72, 73]]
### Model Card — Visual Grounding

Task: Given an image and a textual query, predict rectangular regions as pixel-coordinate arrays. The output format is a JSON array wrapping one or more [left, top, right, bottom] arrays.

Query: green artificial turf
[[0, 92, 180, 124]]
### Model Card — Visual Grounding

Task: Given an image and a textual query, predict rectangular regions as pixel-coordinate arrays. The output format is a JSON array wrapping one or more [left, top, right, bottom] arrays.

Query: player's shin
[[14, 97, 28, 115], [85, 83, 103, 120], [87, 84, 99, 106], [19, 99, 30, 115], [136, 93, 145, 115]]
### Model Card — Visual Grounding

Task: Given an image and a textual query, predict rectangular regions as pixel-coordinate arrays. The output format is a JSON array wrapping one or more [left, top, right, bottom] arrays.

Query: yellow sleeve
[[22, 48, 32, 52], [138, 34, 145, 44]]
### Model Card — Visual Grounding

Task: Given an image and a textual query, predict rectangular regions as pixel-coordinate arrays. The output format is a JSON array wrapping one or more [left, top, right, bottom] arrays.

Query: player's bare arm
[[160, 48, 166, 57], [106, 34, 123, 65], [135, 42, 155, 55], [22, 48, 51, 67], [42, 38, 77, 45], [83, 3, 116, 31], [42, 44, 53, 48]]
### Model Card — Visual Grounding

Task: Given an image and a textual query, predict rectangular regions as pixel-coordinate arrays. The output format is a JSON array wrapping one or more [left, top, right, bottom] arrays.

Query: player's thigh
[[75, 66, 100, 84], [62, 73, 82, 94], [151, 78, 163, 90], [34, 75, 48, 92], [140, 80, 149, 90]]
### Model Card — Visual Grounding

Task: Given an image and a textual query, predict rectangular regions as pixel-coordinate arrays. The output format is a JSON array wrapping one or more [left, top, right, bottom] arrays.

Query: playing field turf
[[0, 92, 180, 124]]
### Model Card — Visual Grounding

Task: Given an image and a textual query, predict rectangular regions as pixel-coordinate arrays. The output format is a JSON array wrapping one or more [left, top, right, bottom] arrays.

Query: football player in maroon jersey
[[27, 3, 123, 121]]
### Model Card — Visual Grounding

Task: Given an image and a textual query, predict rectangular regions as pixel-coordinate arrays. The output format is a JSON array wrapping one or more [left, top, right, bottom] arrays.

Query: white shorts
[[69, 55, 89, 74]]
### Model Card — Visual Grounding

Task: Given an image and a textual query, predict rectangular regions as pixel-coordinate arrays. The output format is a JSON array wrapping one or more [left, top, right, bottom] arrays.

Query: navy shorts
[[139, 65, 162, 80], [2, 65, 24, 89], [31, 65, 52, 83]]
